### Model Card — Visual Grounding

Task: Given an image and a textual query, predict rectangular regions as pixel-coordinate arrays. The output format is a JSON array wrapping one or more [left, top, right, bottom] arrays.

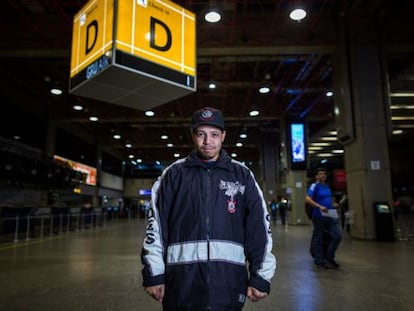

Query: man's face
[[315, 170, 327, 182], [192, 125, 226, 161]]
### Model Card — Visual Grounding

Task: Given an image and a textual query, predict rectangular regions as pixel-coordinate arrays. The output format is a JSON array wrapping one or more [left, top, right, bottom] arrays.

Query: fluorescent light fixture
[[332, 149, 344, 154], [391, 116, 414, 120], [392, 129, 403, 134], [316, 153, 334, 157], [389, 92, 414, 97], [308, 146, 323, 150], [310, 142, 331, 146], [390, 105, 414, 109], [320, 137, 337, 141]]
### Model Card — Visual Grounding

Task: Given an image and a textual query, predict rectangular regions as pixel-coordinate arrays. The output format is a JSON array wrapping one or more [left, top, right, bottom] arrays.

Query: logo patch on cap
[[201, 109, 214, 120]]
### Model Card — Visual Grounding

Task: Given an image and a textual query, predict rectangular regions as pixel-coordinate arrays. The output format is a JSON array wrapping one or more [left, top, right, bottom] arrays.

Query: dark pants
[[312, 216, 342, 264]]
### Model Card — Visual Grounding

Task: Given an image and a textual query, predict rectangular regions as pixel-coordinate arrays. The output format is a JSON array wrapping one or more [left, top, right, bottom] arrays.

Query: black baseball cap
[[191, 107, 225, 131]]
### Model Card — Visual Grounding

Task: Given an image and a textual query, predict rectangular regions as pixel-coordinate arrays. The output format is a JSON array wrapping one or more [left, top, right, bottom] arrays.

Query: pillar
[[334, 13, 394, 239]]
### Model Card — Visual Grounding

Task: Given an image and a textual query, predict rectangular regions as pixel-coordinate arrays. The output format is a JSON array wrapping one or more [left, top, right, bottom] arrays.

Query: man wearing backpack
[[306, 167, 342, 269]]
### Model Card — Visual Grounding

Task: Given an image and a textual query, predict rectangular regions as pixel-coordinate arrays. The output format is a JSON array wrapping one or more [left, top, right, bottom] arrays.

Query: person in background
[[306, 167, 342, 269], [269, 198, 278, 225], [141, 107, 277, 310], [278, 197, 288, 226]]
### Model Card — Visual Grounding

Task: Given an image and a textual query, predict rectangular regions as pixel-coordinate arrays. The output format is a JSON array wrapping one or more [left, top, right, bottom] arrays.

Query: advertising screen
[[288, 122, 307, 170]]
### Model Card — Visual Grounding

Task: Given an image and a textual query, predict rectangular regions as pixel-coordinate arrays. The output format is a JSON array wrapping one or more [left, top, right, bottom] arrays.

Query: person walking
[[306, 167, 342, 269], [141, 107, 277, 310]]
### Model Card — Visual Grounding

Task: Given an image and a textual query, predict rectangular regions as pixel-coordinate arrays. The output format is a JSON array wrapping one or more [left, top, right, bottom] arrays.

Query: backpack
[[305, 183, 319, 219]]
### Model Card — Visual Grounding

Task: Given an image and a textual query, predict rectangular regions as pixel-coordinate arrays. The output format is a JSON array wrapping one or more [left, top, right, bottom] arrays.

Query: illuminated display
[[288, 122, 307, 170], [54, 155, 97, 186]]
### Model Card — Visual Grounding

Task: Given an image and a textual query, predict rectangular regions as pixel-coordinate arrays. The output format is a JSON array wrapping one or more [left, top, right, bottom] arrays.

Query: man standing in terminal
[[306, 167, 342, 269], [141, 107, 276, 310]]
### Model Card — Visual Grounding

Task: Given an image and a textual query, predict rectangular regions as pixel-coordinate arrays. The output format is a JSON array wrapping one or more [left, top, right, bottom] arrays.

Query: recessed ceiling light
[[50, 87, 63, 95], [89, 116, 98, 122], [145, 110, 155, 117], [73, 104, 83, 111], [289, 8, 307, 21], [259, 86, 271, 94], [205, 10, 221, 23]]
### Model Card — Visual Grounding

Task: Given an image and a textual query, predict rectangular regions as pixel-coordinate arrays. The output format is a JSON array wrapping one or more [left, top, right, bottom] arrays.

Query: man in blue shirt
[[306, 168, 342, 269]]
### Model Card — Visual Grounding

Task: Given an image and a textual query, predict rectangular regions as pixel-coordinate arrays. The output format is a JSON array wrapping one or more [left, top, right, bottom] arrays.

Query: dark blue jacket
[[141, 150, 276, 310]]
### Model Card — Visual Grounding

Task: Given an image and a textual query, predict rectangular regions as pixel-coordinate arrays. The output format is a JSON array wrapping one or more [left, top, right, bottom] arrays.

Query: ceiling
[[1, 0, 413, 177]]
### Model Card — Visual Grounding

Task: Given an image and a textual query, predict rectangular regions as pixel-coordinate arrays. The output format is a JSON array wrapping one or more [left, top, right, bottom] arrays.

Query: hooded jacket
[[141, 150, 276, 310]]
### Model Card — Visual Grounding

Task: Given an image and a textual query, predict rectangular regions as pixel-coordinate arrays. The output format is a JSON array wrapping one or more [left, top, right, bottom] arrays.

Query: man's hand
[[145, 284, 165, 303], [247, 286, 268, 302]]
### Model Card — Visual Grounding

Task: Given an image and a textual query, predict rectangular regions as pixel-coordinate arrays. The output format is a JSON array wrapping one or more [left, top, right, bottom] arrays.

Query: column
[[334, 14, 394, 239]]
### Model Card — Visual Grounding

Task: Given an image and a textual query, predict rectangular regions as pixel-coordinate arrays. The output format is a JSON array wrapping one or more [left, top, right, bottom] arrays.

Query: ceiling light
[[113, 134, 121, 140], [13, 135, 21, 140], [73, 104, 83, 111], [137, 159, 143, 163], [326, 91, 333, 97], [249, 107, 260, 116], [209, 82, 216, 89], [316, 153, 334, 157], [320, 137, 337, 141], [161, 134, 168, 140], [167, 143, 174, 148], [236, 142, 243, 147], [128, 154, 134, 159], [89, 116, 98, 122], [311, 142, 330, 146], [259, 86, 271, 94], [389, 92, 414, 97], [239, 133, 247, 139], [332, 149, 345, 154], [145, 110, 155, 117], [231, 153, 237, 158], [205, 10, 221, 23], [289, 8, 307, 21], [308, 146, 323, 150], [392, 129, 403, 135], [50, 87, 63, 95], [390, 105, 414, 109], [125, 143, 133, 148], [174, 153, 180, 158]]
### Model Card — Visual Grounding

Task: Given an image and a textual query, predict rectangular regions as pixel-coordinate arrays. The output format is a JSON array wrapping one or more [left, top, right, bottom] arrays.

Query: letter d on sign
[[85, 20, 98, 55], [150, 17, 172, 52]]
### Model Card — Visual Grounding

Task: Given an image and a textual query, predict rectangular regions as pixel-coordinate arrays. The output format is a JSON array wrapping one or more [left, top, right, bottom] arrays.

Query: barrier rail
[[0, 210, 120, 243]]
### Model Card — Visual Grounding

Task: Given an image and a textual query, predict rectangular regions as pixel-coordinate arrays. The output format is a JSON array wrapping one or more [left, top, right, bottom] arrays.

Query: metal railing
[[0, 209, 121, 243]]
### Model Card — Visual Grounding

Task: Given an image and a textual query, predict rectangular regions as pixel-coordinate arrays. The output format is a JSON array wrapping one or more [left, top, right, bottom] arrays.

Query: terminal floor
[[0, 219, 413, 311]]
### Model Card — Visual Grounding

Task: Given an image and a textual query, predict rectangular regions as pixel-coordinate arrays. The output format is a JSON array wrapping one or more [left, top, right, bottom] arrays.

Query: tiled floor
[[0, 218, 413, 311]]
